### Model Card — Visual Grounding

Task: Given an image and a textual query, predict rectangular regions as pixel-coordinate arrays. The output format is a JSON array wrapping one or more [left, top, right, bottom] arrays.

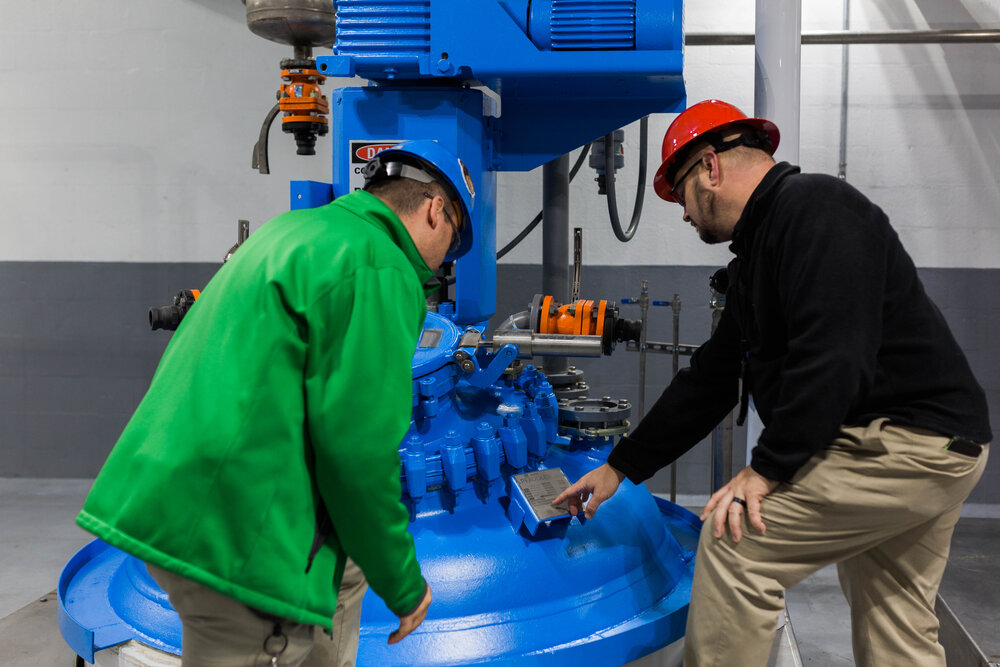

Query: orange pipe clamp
[[538, 295, 609, 338]]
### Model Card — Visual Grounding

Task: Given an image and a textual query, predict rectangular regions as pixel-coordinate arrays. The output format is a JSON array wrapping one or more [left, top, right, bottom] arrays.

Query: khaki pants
[[148, 559, 368, 667], [684, 419, 988, 667]]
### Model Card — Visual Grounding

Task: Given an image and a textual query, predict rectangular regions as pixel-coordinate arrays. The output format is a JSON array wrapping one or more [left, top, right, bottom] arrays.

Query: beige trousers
[[304, 559, 369, 667], [684, 419, 988, 667], [148, 558, 368, 667]]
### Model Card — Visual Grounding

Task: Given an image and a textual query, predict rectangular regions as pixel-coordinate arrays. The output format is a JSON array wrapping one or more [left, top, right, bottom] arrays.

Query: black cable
[[252, 102, 281, 175], [604, 115, 648, 242], [496, 146, 590, 260]]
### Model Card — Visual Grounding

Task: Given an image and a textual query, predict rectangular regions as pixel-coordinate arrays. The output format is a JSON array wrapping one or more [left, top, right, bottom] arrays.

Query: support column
[[746, 0, 802, 467], [541, 154, 570, 374], [755, 0, 802, 164]]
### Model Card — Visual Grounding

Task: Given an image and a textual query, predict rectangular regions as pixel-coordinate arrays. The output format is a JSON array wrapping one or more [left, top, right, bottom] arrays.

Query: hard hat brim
[[653, 116, 780, 202]]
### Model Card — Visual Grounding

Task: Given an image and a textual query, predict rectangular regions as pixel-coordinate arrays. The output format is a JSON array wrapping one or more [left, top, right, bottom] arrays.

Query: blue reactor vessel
[[59, 311, 701, 665], [59, 1, 700, 664]]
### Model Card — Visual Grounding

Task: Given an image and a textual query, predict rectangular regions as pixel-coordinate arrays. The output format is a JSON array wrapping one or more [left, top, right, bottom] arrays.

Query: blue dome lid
[[411, 311, 463, 378]]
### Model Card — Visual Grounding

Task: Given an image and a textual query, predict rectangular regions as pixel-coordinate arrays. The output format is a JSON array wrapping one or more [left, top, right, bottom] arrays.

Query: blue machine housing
[[303, 0, 686, 324], [321, 0, 686, 170], [327, 87, 496, 325]]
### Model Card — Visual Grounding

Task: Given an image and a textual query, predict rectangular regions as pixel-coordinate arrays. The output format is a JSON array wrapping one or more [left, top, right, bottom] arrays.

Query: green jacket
[[78, 191, 433, 629]]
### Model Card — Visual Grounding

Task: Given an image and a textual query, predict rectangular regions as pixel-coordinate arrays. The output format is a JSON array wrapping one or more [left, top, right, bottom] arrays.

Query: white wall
[[0, 0, 351, 262], [501, 0, 1000, 269], [1, 0, 998, 268]]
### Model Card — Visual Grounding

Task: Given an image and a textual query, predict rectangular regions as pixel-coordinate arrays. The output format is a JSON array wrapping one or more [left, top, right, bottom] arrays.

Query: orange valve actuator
[[278, 57, 329, 156], [529, 294, 642, 355]]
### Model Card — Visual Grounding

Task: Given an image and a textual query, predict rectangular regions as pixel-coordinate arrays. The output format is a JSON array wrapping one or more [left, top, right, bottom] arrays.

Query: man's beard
[[694, 187, 722, 244]]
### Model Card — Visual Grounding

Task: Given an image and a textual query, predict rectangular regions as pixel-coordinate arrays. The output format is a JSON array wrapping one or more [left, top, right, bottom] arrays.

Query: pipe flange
[[558, 396, 631, 425], [543, 366, 585, 388], [553, 381, 589, 400], [560, 421, 631, 440], [528, 293, 545, 332], [280, 57, 320, 71]]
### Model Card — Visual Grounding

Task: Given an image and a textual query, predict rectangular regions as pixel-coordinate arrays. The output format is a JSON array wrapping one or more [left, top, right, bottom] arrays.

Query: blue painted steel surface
[[319, 0, 686, 170], [355, 484, 697, 666], [331, 86, 496, 325], [59, 539, 181, 662], [290, 180, 334, 209], [352, 312, 701, 665]]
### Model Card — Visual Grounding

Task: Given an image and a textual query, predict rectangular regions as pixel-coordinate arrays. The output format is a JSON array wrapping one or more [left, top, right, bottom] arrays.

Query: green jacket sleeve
[[304, 264, 426, 616]]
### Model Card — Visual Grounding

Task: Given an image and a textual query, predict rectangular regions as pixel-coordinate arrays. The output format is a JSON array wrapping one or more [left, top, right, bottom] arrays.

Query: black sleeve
[[750, 187, 886, 481], [607, 303, 742, 484]]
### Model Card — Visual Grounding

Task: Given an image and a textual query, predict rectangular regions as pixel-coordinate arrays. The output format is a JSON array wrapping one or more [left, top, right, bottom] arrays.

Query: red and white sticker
[[349, 140, 401, 191]]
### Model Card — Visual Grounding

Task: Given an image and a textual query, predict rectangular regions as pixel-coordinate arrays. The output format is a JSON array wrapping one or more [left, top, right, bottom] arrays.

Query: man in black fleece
[[554, 100, 991, 666]]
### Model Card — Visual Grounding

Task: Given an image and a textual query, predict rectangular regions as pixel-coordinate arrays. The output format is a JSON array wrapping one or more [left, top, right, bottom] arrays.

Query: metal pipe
[[745, 0, 802, 487], [756, 0, 802, 165], [709, 288, 734, 493], [542, 154, 571, 374], [571, 228, 582, 302], [496, 310, 531, 331], [686, 28, 1000, 46], [637, 280, 650, 420], [491, 332, 603, 359], [669, 293, 681, 504], [838, 0, 850, 180]]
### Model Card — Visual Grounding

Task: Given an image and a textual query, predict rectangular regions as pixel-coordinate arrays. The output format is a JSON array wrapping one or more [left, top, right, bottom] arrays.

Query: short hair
[[366, 177, 450, 218], [668, 125, 774, 183]]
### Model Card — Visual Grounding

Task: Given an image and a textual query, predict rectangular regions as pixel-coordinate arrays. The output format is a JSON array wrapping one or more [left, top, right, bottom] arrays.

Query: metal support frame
[[838, 0, 851, 181], [669, 294, 681, 503], [935, 594, 998, 667]]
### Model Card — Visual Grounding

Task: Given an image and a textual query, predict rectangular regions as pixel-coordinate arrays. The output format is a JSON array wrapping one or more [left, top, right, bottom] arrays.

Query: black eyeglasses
[[669, 131, 773, 206], [669, 159, 705, 206], [424, 192, 462, 254]]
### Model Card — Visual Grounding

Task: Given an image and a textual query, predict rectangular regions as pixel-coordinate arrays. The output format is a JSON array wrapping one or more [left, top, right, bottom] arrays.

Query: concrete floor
[[3, 478, 997, 665]]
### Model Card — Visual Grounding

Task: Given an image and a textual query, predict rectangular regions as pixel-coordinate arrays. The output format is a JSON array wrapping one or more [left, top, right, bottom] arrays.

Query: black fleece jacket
[[608, 163, 992, 483]]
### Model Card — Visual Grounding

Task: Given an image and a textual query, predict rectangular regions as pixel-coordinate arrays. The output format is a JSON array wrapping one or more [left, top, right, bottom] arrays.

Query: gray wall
[[2, 261, 995, 504]]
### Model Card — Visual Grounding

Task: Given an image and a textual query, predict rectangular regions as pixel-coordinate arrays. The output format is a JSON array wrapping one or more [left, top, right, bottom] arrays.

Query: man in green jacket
[[77, 140, 475, 666]]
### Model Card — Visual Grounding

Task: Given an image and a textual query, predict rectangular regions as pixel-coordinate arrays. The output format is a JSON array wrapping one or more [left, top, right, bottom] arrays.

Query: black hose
[[496, 146, 590, 261], [604, 116, 648, 242], [252, 102, 281, 175]]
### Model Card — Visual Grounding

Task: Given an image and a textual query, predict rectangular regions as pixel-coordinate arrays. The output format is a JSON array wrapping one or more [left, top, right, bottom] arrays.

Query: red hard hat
[[653, 100, 780, 202]]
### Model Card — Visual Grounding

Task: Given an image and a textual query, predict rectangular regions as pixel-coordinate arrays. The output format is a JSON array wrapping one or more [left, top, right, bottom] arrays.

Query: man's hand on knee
[[700, 466, 779, 542]]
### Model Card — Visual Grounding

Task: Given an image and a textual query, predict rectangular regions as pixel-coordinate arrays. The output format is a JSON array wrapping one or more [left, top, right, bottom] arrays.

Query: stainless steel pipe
[[687, 29, 1000, 46], [491, 332, 603, 359]]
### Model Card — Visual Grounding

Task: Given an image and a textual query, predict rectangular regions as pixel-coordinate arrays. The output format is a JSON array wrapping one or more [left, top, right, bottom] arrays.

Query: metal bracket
[[455, 344, 519, 389]]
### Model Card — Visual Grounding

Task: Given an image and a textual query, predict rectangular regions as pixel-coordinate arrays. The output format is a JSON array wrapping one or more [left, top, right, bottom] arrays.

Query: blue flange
[[58, 540, 181, 663]]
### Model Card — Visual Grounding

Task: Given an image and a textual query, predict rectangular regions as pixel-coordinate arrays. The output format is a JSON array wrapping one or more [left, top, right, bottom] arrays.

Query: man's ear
[[424, 195, 444, 231], [704, 152, 722, 187]]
